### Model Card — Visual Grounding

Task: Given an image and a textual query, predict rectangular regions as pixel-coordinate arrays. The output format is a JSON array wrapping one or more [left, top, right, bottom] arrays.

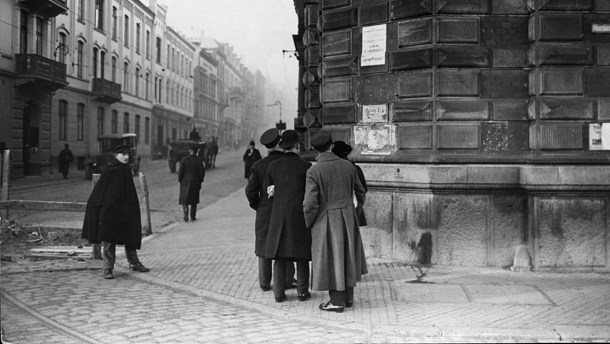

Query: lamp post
[[267, 100, 285, 131]]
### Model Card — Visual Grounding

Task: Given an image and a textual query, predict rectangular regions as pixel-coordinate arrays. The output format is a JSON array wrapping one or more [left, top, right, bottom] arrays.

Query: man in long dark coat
[[303, 131, 367, 313], [82, 144, 150, 280], [245, 128, 295, 292], [58, 143, 74, 179], [178, 143, 206, 221], [243, 140, 261, 179], [264, 130, 312, 303]]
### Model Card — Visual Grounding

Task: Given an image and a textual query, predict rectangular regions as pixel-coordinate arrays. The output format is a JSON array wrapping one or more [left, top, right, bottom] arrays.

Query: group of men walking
[[246, 128, 368, 312]]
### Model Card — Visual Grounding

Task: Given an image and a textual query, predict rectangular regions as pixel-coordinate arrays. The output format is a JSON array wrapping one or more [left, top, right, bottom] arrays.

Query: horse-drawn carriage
[[167, 137, 218, 173]]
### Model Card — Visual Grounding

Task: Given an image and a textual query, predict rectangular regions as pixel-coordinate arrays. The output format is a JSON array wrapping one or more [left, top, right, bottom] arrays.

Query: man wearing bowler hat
[[245, 128, 296, 292], [82, 144, 150, 280], [303, 130, 367, 312], [263, 129, 312, 302], [178, 143, 206, 222]]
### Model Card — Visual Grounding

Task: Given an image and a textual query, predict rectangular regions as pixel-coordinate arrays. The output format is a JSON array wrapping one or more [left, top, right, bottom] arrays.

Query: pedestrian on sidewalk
[[243, 140, 261, 179], [303, 131, 367, 313], [178, 143, 206, 222], [81, 144, 150, 280], [263, 130, 312, 303], [58, 143, 74, 179], [332, 140, 368, 226], [245, 128, 296, 292]]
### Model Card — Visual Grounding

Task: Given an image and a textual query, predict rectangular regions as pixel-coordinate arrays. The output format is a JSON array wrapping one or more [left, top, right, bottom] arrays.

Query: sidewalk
[[2, 188, 610, 343]]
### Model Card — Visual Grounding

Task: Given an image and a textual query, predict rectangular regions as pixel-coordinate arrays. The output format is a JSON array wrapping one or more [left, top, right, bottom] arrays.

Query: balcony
[[229, 87, 245, 99], [15, 54, 68, 93], [92, 78, 122, 104], [18, 0, 68, 18]]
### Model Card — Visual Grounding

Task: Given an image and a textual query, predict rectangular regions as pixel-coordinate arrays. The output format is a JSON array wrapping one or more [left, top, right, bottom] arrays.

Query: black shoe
[[130, 263, 150, 273], [190, 216, 196, 221], [275, 294, 286, 303], [285, 283, 297, 290], [261, 285, 271, 292], [103, 269, 114, 279], [345, 300, 353, 308], [319, 301, 344, 313], [297, 291, 311, 301]]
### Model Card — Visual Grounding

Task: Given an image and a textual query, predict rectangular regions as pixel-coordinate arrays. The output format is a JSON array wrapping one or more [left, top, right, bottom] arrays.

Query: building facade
[[191, 37, 220, 141], [293, 0, 610, 270]]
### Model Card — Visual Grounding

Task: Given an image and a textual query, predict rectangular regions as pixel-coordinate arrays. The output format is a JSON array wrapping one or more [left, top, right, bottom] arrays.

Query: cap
[[249, 140, 256, 146], [279, 130, 300, 149], [113, 144, 132, 154], [310, 130, 332, 148], [332, 140, 352, 158], [260, 128, 281, 149]]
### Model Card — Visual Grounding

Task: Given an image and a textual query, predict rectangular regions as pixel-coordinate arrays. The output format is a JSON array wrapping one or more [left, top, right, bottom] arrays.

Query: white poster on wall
[[602, 123, 610, 150], [361, 24, 386, 66], [362, 104, 388, 123], [590, 123, 602, 150]]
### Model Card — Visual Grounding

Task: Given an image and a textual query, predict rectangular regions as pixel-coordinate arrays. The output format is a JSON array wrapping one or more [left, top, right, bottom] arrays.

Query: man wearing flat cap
[[263, 130, 312, 303], [303, 130, 367, 312], [245, 128, 296, 292], [178, 143, 206, 222], [82, 144, 150, 280]]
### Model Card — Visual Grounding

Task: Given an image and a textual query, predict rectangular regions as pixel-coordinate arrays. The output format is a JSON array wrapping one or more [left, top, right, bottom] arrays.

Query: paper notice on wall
[[361, 24, 386, 66], [362, 104, 388, 123], [353, 124, 396, 155], [602, 123, 610, 150], [590, 123, 602, 150]]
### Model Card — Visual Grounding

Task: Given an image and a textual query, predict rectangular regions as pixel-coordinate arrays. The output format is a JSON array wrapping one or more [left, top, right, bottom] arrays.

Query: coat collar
[[315, 151, 340, 162]]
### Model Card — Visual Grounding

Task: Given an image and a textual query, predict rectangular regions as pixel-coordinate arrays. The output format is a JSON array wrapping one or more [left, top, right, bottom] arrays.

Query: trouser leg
[[190, 204, 197, 220], [329, 289, 346, 307], [182, 205, 189, 221], [273, 258, 287, 298], [102, 242, 116, 270], [124, 246, 140, 265], [286, 261, 296, 285], [92, 243, 102, 259], [258, 257, 272, 288], [346, 287, 354, 303], [295, 260, 310, 294]]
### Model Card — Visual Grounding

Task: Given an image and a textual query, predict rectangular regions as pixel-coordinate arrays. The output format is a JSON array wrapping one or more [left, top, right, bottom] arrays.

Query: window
[[124, 15, 129, 47], [156, 37, 161, 63], [57, 32, 67, 64], [112, 6, 118, 39], [111, 56, 117, 82], [77, 103, 85, 141], [123, 62, 129, 92], [158, 78, 162, 102], [145, 117, 150, 144], [97, 107, 105, 136], [123, 112, 130, 133], [135, 115, 141, 144], [95, 0, 104, 30], [111, 110, 118, 133], [135, 67, 140, 97], [154, 76, 158, 102], [145, 72, 150, 100], [136, 23, 141, 54], [78, 0, 85, 21], [146, 30, 151, 59], [35, 17, 44, 55], [77, 41, 84, 78], [19, 11, 28, 54], [58, 100, 67, 140], [100, 50, 106, 79], [92, 47, 98, 78], [166, 44, 170, 68]]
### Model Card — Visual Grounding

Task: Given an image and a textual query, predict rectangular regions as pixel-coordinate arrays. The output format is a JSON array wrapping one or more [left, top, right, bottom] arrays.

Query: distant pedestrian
[[332, 140, 368, 226], [243, 140, 261, 179], [81, 144, 150, 280], [58, 143, 74, 179], [303, 131, 367, 312], [189, 128, 201, 142], [245, 128, 296, 292], [178, 143, 206, 222], [264, 130, 312, 303]]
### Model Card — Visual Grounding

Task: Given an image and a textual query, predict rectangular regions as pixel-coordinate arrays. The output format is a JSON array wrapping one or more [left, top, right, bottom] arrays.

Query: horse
[[206, 136, 219, 169]]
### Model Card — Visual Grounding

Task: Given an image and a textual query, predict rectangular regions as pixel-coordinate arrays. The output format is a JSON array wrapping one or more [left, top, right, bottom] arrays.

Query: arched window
[[58, 100, 68, 140], [100, 50, 106, 79], [97, 107, 105, 136], [111, 110, 118, 133], [123, 62, 129, 92], [58, 32, 67, 64], [135, 67, 140, 97], [145, 72, 150, 100], [77, 40, 84, 78], [77, 103, 85, 141], [92, 47, 98, 78], [123, 112, 130, 133], [111, 56, 117, 82]]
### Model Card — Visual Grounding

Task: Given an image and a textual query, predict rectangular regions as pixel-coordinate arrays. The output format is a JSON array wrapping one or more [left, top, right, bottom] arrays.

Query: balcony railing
[[18, 0, 68, 18], [15, 54, 68, 92], [92, 78, 122, 104]]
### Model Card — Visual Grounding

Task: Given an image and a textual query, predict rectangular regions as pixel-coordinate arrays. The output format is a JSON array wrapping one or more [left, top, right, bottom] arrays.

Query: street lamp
[[266, 100, 285, 131]]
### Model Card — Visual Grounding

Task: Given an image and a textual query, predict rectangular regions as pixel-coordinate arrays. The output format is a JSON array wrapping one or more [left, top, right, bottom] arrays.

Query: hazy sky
[[158, 0, 300, 127]]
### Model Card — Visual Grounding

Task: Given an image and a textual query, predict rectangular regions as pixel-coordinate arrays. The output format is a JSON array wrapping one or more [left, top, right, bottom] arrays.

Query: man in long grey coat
[[178, 143, 205, 221], [303, 130, 367, 313]]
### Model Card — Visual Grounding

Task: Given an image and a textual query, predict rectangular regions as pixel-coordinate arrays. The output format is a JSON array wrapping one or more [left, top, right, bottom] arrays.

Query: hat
[[260, 128, 281, 148], [332, 140, 352, 158], [113, 144, 131, 154], [249, 140, 256, 146], [310, 130, 332, 148], [279, 130, 300, 149], [189, 142, 200, 151]]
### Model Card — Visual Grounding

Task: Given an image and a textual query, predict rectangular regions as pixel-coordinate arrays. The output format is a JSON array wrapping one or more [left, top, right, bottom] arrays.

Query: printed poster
[[602, 123, 610, 150], [361, 24, 386, 66], [589, 123, 602, 150], [353, 124, 396, 155], [362, 104, 388, 123]]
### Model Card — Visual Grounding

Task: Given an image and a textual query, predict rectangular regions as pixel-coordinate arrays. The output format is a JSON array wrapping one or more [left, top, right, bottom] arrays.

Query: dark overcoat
[[263, 152, 312, 260], [243, 148, 262, 179], [244, 150, 284, 257], [178, 154, 205, 205], [354, 163, 368, 226], [81, 158, 142, 249], [303, 152, 367, 291]]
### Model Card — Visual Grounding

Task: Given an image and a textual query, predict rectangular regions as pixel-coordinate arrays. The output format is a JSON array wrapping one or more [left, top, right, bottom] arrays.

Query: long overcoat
[[243, 147, 262, 179], [81, 158, 142, 249], [244, 150, 284, 257], [178, 154, 205, 205], [263, 152, 312, 260], [303, 152, 367, 291]]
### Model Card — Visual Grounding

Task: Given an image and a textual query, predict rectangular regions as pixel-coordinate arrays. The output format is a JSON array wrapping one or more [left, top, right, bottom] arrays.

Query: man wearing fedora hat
[[245, 128, 297, 292], [82, 144, 150, 279], [263, 129, 312, 303], [303, 130, 367, 312], [178, 143, 206, 222]]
